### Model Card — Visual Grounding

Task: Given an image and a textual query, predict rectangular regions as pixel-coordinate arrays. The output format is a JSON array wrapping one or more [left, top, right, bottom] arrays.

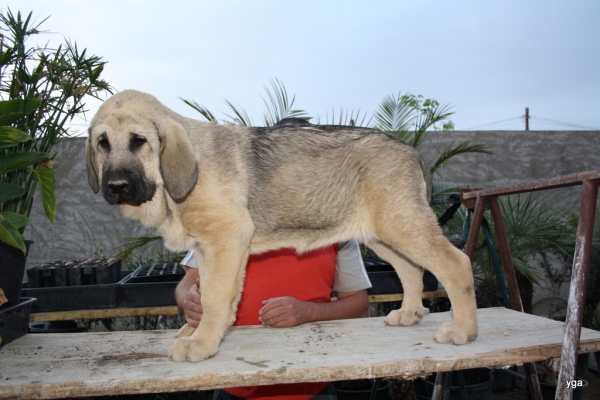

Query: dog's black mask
[[102, 165, 156, 205]]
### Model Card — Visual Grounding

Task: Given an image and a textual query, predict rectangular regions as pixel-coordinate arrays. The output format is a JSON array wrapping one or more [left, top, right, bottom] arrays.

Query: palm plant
[[464, 194, 577, 311], [182, 78, 309, 126], [182, 81, 489, 178], [371, 92, 489, 176]]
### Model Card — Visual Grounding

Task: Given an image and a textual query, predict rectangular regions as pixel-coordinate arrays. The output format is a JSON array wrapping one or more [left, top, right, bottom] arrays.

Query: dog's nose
[[108, 181, 129, 194]]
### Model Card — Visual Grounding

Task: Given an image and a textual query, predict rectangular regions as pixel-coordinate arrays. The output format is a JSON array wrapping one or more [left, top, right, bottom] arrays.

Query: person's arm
[[175, 267, 203, 327], [258, 289, 369, 328]]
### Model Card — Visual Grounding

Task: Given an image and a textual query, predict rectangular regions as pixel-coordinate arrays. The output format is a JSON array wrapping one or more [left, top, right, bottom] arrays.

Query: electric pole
[[525, 107, 529, 131]]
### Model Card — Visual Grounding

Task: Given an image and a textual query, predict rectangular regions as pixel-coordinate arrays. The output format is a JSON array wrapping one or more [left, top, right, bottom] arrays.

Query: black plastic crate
[[128, 263, 184, 283], [26, 258, 121, 288], [120, 263, 184, 307], [0, 297, 36, 346], [365, 260, 438, 295], [21, 280, 125, 312]]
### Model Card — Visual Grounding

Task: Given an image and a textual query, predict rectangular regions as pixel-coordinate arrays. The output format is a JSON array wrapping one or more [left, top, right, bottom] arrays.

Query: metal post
[[488, 197, 523, 312], [556, 179, 599, 400], [480, 219, 511, 309], [464, 196, 486, 260], [431, 372, 447, 400], [488, 196, 543, 400]]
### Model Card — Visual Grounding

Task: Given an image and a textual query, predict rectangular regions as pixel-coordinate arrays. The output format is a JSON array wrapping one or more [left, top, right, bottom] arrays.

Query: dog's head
[[86, 90, 198, 206]]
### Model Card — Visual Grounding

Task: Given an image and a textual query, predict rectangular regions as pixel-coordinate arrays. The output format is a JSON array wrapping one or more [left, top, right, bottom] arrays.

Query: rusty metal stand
[[462, 194, 543, 400], [461, 170, 600, 400]]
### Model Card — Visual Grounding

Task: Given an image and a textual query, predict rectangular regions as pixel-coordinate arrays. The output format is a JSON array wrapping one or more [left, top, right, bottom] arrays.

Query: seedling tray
[[365, 260, 438, 295], [0, 298, 36, 346], [21, 280, 124, 312], [120, 263, 184, 307], [26, 258, 121, 288]]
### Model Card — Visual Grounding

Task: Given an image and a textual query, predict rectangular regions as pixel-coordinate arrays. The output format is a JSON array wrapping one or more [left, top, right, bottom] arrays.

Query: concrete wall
[[24, 138, 154, 269], [24, 131, 599, 269]]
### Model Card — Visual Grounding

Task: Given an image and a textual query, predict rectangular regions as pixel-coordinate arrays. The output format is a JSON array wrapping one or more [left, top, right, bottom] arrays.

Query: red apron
[[225, 245, 337, 400]]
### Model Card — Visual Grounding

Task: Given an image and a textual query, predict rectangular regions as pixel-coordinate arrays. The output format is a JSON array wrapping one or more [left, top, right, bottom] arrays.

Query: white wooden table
[[1, 307, 600, 399]]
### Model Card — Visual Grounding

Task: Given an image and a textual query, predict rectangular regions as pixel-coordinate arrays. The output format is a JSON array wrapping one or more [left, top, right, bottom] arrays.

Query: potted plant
[[0, 8, 111, 314], [0, 99, 47, 308]]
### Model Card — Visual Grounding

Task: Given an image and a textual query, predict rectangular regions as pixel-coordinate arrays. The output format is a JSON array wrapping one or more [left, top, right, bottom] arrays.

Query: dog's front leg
[[168, 238, 250, 362]]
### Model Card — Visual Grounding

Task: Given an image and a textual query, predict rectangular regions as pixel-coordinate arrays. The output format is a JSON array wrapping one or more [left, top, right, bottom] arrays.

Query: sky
[[3, 0, 600, 135]]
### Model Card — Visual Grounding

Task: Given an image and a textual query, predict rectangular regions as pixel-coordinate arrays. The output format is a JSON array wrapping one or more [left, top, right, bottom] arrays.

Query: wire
[[463, 114, 600, 131], [463, 116, 523, 130], [529, 116, 599, 131]]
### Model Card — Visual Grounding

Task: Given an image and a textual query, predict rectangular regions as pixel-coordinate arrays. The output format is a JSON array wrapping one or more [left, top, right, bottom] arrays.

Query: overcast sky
[[4, 1, 600, 134]]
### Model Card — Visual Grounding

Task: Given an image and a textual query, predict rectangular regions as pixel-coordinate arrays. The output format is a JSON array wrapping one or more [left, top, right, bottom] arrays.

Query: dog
[[86, 90, 478, 362]]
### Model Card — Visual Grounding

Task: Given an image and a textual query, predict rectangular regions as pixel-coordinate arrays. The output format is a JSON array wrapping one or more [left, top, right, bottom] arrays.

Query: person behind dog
[[176, 239, 371, 400]]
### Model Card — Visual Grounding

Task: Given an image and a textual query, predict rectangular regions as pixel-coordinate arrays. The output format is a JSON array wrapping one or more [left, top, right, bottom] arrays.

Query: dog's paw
[[434, 322, 478, 345], [176, 323, 196, 338], [384, 306, 430, 326], [168, 337, 219, 362]]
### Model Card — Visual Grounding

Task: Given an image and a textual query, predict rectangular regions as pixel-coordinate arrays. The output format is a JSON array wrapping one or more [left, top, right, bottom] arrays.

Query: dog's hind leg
[[374, 207, 478, 345], [366, 240, 430, 327]]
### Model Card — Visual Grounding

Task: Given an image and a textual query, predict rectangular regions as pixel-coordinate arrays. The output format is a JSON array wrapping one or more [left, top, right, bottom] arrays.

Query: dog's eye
[[130, 135, 147, 150], [98, 137, 110, 150]]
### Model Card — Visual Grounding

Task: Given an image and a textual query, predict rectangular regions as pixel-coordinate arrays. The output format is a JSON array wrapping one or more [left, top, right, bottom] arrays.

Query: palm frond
[[261, 78, 310, 126], [113, 234, 163, 262], [372, 92, 414, 138], [316, 107, 371, 127], [223, 99, 254, 126], [180, 97, 218, 122], [431, 142, 491, 175], [498, 194, 576, 285]]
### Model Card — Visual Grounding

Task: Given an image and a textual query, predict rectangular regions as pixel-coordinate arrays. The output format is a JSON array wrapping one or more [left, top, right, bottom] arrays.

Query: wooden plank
[[2, 308, 600, 399], [29, 291, 449, 322], [368, 289, 447, 303], [29, 305, 181, 322]]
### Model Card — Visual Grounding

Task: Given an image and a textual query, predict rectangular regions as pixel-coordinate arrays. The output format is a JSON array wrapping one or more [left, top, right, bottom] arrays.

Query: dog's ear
[[155, 117, 198, 201], [85, 135, 100, 193]]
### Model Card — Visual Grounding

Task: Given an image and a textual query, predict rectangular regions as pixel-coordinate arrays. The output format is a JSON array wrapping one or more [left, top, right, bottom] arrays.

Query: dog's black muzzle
[[102, 167, 156, 205]]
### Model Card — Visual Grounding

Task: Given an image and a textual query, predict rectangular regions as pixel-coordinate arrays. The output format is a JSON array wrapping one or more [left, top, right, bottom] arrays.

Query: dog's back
[[240, 121, 432, 252]]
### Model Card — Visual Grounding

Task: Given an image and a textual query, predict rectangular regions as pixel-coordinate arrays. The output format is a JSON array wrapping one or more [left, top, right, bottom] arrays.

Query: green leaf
[[0, 126, 33, 149], [0, 182, 26, 204], [0, 151, 50, 174], [0, 211, 30, 230], [0, 217, 26, 253], [0, 98, 42, 126], [33, 161, 56, 224], [90, 64, 104, 82]]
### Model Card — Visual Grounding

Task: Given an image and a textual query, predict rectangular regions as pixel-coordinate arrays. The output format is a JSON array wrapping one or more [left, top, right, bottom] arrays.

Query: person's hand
[[259, 296, 312, 328], [183, 280, 203, 327]]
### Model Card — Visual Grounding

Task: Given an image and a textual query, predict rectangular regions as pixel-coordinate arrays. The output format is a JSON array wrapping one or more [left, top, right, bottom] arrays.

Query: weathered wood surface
[[29, 304, 181, 323], [29, 291, 449, 322], [368, 289, 447, 303], [2, 308, 600, 399]]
